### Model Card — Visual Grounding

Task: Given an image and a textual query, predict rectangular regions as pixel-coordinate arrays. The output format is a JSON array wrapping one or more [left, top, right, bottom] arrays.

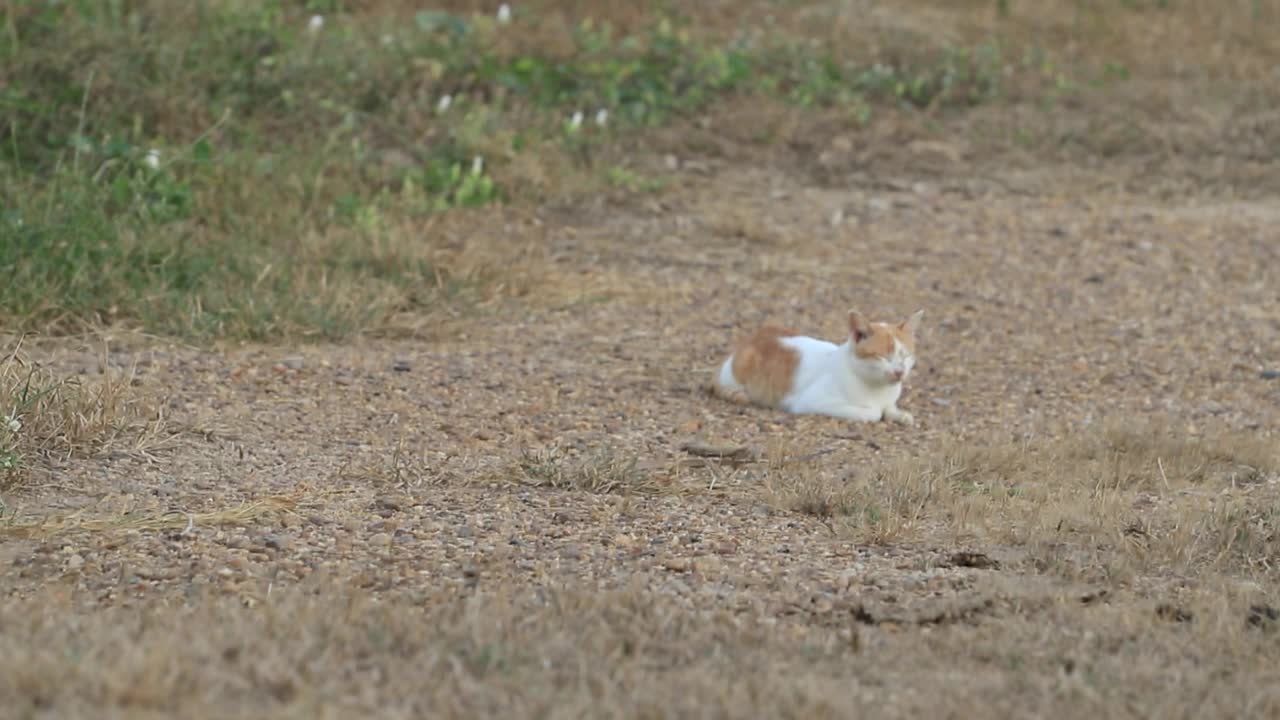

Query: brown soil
[[5, 30, 1280, 720]]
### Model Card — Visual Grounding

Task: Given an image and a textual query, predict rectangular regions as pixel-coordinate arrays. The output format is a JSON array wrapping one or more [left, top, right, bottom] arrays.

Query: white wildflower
[[471, 156, 484, 175], [595, 108, 608, 127], [437, 94, 453, 113], [144, 149, 160, 169], [3, 415, 19, 434], [569, 110, 584, 130], [308, 15, 324, 32], [497, 4, 512, 24]]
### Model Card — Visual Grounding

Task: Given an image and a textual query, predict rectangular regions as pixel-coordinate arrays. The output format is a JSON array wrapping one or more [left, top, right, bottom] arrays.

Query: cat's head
[[846, 310, 923, 385]]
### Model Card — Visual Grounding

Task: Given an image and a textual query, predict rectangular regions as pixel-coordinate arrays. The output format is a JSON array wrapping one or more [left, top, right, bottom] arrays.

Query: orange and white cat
[[714, 310, 923, 424]]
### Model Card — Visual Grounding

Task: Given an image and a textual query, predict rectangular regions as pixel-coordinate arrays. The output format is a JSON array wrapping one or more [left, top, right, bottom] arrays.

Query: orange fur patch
[[848, 307, 919, 360], [730, 325, 801, 408], [854, 324, 895, 359], [855, 323, 915, 359]]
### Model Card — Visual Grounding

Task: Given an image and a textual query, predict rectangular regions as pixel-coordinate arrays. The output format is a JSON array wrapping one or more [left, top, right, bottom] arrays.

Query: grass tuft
[[0, 494, 298, 540], [770, 420, 1280, 576], [0, 338, 167, 490], [519, 445, 663, 494]]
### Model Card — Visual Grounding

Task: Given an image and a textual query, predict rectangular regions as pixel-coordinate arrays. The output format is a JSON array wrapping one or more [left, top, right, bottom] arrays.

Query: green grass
[[1, 1, 1020, 341]]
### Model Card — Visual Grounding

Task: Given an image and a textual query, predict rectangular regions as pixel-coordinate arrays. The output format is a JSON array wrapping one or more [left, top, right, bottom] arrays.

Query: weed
[[0, 340, 167, 489], [519, 445, 659, 494], [766, 421, 1280, 573]]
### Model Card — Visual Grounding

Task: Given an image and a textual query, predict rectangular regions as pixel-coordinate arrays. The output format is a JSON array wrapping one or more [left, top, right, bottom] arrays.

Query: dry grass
[[0, 494, 298, 540], [692, 0, 1280, 197], [4, 3, 1280, 718], [0, 338, 169, 489], [4, 575, 1279, 719], [770, 421, 1280, 579], [0, 584, 837, 719], [333, 210, 595, 337], [518, 445, 668, 495]]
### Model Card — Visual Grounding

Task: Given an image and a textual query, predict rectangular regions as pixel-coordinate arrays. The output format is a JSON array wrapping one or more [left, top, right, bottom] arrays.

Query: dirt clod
[[1248, 604, 1279, 628]]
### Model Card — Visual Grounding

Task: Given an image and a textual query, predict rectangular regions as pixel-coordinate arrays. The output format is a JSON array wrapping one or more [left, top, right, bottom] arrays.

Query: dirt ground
[[4, 98, 1280, 717]]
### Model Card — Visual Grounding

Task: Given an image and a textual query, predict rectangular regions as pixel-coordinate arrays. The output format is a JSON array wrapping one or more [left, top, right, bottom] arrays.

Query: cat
[[713, 310, 923, 424]]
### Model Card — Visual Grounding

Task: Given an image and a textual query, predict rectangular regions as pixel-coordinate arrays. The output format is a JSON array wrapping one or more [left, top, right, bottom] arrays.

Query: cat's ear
[[901, 309, 924, 335], [848, 310, 872, 342]]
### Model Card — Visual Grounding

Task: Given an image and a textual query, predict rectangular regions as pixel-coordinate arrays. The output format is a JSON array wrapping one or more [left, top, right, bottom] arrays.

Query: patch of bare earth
[[6, 7, 1280, 720], [6, 165, 1277, 716]]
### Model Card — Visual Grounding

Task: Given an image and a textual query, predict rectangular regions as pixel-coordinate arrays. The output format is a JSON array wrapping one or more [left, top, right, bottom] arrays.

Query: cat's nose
[[890, 369, 904, 381]]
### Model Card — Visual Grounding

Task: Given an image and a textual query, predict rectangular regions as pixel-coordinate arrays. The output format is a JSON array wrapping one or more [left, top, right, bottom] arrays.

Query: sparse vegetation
[[0, 493, 297, 540], [520, 445, 661, 494], [4, 1, 1280, 718], [771, 422, 1280, 576], [0, 339, 166, 490]]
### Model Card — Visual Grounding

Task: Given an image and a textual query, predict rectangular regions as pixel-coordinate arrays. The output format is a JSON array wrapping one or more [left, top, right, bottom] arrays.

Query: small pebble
[[281, 356, 304, 370], [393, 360, 412, 373], [1261, 370, 1280, 380], [370, 533, 392, 547]]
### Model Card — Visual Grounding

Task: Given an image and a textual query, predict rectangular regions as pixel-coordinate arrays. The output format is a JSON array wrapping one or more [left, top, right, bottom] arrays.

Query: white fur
[[773, 335, 916, 424], [717, 357, 742, 394]]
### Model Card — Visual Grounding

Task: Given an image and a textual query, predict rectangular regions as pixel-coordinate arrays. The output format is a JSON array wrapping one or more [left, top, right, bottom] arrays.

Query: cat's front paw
[[884, 407, 914, 426]]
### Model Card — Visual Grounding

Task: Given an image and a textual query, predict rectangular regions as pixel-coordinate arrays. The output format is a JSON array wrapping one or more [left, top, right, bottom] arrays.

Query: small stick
[[679, 442, 753, 460]]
